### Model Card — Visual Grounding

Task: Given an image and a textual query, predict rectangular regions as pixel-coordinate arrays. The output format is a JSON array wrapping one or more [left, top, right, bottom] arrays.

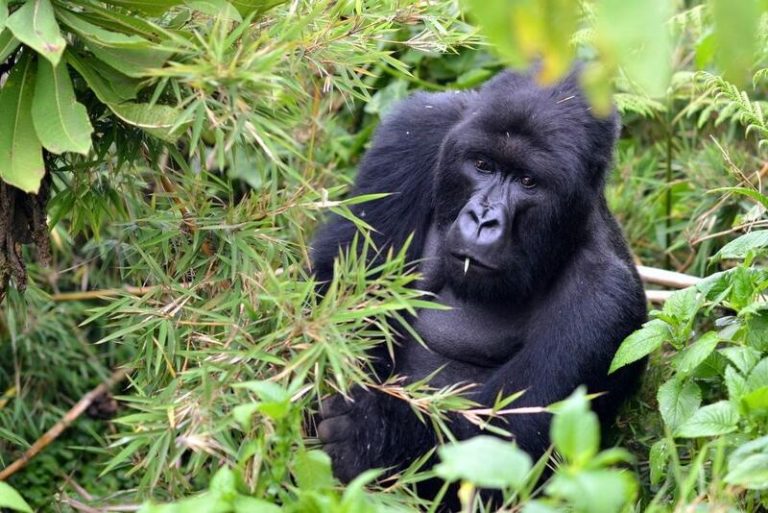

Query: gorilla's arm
[[310, 92, 467, 283], [470, 262, 647, 457]]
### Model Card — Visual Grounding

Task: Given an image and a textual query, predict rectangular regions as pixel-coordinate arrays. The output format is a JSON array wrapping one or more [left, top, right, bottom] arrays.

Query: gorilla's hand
[[318, 389, 434, 483]]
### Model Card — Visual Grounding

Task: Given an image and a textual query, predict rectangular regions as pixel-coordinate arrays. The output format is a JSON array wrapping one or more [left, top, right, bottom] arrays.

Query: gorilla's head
[[429, 70, 620, 304]]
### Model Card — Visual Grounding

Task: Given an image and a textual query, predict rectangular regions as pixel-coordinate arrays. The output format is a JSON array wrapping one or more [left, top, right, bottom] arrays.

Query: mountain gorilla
[[310, 69, 647, 484]]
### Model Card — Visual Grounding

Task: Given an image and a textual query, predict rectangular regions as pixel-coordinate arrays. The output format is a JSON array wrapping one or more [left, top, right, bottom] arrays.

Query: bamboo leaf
[[5, 0, 65, 65], [0, 54, 45, 193], [32, 59, 93, 155]]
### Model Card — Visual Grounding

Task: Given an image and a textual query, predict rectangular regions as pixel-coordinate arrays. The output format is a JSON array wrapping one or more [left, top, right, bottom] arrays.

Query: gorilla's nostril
[[479, 218, 499, 229]]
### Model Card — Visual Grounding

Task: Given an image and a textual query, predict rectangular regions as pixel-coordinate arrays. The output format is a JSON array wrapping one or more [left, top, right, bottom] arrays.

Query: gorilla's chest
[[397, 288, 525, 386]]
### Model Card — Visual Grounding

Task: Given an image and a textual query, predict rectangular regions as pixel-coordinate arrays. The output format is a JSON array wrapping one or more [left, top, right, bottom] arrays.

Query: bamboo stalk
[[0, 368, 129, 481]]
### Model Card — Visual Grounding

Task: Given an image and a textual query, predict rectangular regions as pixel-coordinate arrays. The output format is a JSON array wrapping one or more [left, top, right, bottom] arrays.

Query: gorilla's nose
[[458, 205, 504, 248]]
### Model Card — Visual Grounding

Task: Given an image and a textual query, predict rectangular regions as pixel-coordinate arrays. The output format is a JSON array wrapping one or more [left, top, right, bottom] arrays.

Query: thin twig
[[0, 368, 129, 481]]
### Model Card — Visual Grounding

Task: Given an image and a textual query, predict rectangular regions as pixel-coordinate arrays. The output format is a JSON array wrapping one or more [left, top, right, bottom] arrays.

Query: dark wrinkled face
[[430, 101, 598, 303]]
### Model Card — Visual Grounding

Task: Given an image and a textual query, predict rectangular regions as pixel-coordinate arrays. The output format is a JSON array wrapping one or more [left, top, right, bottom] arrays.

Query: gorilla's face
[[429, 81, 607, 304]]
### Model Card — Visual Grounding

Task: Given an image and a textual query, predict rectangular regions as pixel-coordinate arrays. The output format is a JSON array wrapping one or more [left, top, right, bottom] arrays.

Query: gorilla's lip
[[450, 252, 498, 271]]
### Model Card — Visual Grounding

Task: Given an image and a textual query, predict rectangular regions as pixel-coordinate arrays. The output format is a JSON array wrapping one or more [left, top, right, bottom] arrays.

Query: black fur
[[312, 69, 647, 486]]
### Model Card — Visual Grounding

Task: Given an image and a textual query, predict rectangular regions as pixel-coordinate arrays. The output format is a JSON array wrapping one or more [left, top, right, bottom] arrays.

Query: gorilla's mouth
[[450, 252, 498, 273]]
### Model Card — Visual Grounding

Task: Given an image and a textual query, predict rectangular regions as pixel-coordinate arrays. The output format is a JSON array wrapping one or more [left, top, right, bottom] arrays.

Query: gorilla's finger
[[319, 394, 352, 418], [317, 415, 354, 443]]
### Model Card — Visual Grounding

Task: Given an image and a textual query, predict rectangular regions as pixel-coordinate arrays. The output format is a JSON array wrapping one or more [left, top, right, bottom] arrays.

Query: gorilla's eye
[[474, 159, 494, 173], [520, 175, 536, 188]]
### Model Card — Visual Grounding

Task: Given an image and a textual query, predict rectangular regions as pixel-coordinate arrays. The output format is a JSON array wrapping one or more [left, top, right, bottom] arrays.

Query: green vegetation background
[[1, 0, 768, 512]]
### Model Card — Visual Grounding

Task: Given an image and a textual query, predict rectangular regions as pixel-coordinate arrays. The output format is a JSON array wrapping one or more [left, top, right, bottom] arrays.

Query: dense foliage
[[0, 0, 767, 512]]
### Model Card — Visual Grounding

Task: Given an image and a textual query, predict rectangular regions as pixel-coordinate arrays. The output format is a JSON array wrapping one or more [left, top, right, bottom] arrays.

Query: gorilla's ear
[[586, 109, 621, 187], [310, 91, 467, 283]]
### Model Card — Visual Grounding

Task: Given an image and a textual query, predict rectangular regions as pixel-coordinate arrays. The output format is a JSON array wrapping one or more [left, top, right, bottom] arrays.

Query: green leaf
[[435, 436, 532, 489], [0, 53, 45, 193], [649, 439, 670, 486], [99, 0, 185, 15], [56, 9, 156, 48], [657, 378, 701, 432], [232, 380, 291, 420], [186, 0, 243, 21], [609, 319, 670, 373], [725, 454, 768, 490], [710, 0, 762, 86], [672, 331, 720, 377], [233, 496, 281, 513], [725, 365, 748, 404], [0, 29, 19, 62], [550, 388, 599, 466], [0, 0, 8, 28], [0, 482, 33, 513], [725, 436, 768, 489], [716, 230, 768, 259], [229, 0, 287, 16], [89, 44, 173, 78], [747, 358, 768, 390], [293, 450, 334, 490], [662, 287, 701, 324], [66, 50, 140, 104], [546, 470, 637, 513], [721, 346, 761, 375], [741, 386, 768, 413], [462, 0, 578, 83], [5, 0, 65, 65], [593, 0, 673, 97], [32, 59, 93, 155], [107, 102, 186, 142], [676, 401, 740, 438]]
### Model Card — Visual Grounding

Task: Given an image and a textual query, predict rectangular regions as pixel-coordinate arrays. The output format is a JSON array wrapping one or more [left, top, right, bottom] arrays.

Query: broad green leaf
[[5, 0, 65, 65], [56, 9, 155, 48], [293, 450, 334, 490], [676, 401, 739, 438], [108, 102, 186, 143], [741, 386, 768, 413], [550, 388, 599, 466], [657, 378, 701, 432], [522, 502, 561, 513], [99, 0, 185, 15], [32, 59, 93, 155], [546, 470, 637, 513], [186, 0, 243, 21], [716, 230, 768, 259], [232, 496, 281, 513], [209, 466, 237, 494], [0, 0, 7, 28], [747, 358, 768, 391], [0, 53, 45, 193], [725, 454, 768, 490], [672, 331, 719, 376], [0, 29, 19, 62], [229, 0, 287, 16], [232, 380, 291, 420], [89, 44, 173, 78], [725, 365, 748, 403], [710, 0, 762, 86], [66, 50, 140, 104], [593, 0, 673, 97], [0, 482, 33, 513], [662, 286, 701, 324], [435, 436, 532, 489], [721, 346, 761, 375], [609, 319, 670, 373], [462, 0, 578, 83]]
